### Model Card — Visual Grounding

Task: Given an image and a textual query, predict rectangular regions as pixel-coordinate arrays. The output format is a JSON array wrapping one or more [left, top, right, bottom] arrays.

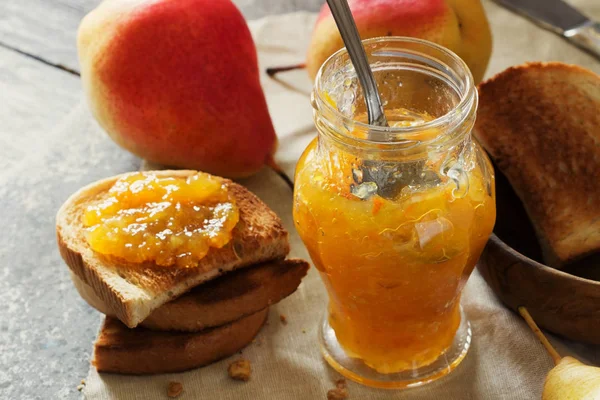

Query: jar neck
[[312, 37, 477, 161], [313, 100, 477, 162]]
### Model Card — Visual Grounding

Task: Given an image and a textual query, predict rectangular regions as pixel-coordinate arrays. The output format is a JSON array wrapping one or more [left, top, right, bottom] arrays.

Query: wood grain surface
[[0, 0, 324, 73]]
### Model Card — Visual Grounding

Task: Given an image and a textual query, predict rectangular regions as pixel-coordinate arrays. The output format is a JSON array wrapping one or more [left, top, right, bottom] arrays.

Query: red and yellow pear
[[78, 0, 277, 178], [306, 0, 493, 83]]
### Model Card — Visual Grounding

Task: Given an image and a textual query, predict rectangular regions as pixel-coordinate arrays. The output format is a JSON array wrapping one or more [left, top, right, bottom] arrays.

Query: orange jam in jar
[[83, 172, 239, 267], [293, 38, 496, 387]]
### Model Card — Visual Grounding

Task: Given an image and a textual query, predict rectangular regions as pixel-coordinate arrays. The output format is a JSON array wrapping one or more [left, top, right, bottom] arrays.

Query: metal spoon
[[327, 0, 430, 199], [325, 0, 389, 129]]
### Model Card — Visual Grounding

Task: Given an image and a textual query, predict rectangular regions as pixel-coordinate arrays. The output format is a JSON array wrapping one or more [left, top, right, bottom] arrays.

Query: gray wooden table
[[0, 1, 322, 399]]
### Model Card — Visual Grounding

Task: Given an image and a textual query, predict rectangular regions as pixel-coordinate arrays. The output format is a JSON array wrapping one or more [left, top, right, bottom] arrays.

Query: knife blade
[[493, 0, 600, 60]]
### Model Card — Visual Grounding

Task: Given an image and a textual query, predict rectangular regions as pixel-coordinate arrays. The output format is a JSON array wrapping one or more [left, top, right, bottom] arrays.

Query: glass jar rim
[[313, 36, 476, 143]]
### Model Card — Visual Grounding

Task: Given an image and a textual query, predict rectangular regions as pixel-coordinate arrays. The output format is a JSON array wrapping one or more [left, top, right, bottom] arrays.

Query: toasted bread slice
[[71, 258, 308, 331], [93, 308, 268, 375], [475, 62, 600, 267], [57, 170, 289, 328]]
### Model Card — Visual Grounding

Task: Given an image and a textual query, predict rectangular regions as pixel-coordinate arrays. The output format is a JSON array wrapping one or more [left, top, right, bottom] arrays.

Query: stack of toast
[[56, 170, 308, 374]]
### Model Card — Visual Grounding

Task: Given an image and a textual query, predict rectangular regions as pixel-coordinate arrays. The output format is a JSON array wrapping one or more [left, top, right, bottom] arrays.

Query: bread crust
[[93, 308, 268, 374], [475, 62, 600, 267], [56, 170, 289, 327], [71, 258, 308, 331]]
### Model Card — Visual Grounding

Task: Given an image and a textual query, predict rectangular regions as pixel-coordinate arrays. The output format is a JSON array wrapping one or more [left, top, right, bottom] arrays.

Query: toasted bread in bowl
[[475, 62, 600, 268], [479, 168, 600, 344]]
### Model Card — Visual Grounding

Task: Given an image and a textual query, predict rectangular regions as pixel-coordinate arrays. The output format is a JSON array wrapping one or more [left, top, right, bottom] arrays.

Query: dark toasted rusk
[[93, 308, 268, 375], [142, 258, 308, 331]]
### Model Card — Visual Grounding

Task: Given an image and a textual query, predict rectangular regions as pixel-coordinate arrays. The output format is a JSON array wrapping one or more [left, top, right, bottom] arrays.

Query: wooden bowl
[[478, 168, 600, 344]]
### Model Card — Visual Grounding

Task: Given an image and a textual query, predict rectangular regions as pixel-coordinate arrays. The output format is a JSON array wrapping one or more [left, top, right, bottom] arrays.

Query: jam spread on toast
[[83, 172, 239, 267]]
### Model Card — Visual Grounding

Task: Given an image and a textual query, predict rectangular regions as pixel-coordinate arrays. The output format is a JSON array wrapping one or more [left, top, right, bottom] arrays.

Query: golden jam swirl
[[83, 172, 239, 268]]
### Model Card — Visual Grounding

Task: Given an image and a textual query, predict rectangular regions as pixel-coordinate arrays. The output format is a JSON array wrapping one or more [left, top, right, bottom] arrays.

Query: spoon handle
[[326, 0, 388, 127]]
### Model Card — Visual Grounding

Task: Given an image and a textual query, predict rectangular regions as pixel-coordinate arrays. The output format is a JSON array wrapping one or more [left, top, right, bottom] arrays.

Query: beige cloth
[[83, 3, 600, 399]]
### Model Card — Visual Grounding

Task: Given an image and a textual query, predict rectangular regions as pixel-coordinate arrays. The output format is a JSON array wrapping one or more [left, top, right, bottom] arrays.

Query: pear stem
[[265, 155, 294, 191], [518, 306, 562, 365], [266, 63, 306, 77]]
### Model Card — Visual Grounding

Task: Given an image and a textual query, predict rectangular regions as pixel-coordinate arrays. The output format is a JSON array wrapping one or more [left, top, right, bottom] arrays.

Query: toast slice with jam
[[56, 170, 289, 328]]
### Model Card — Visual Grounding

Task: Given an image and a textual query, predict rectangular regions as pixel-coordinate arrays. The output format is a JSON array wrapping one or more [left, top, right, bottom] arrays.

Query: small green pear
[[542, 356, 600, 400]]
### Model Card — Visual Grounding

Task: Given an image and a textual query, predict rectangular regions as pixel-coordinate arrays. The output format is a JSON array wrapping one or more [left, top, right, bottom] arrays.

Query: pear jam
[[83, 172, 239, 267], [293, 37, 497, 387]]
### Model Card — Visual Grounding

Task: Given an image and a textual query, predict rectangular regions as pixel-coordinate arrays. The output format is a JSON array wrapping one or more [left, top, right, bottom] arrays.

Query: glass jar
[[293, 37, 496, 389]]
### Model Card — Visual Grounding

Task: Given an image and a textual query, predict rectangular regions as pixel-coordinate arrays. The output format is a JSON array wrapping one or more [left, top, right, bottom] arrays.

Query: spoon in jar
[[327, 0, 425, 199], [325, 0, 389, 129]]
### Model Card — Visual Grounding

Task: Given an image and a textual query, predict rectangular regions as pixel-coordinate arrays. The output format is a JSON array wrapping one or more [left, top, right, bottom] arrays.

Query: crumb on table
[[335, 378, 346, 389], [167, 381, 183, 398], [327, 387, 348, 399], [280, 314, 287, 324], [228, 359, 252, 381]]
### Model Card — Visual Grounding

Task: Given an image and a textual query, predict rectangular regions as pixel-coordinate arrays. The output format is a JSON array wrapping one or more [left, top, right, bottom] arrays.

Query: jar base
[[318, 306, 472, 389]]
